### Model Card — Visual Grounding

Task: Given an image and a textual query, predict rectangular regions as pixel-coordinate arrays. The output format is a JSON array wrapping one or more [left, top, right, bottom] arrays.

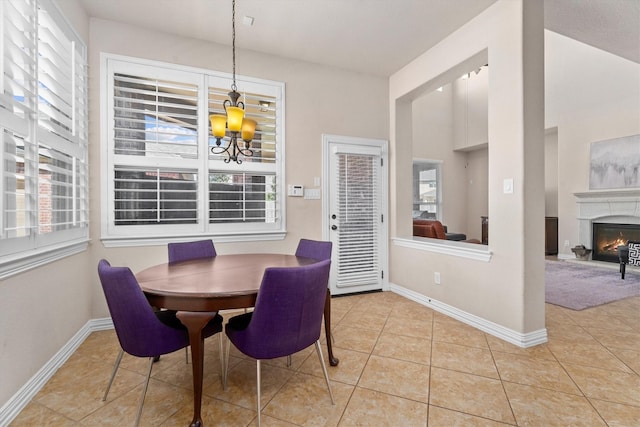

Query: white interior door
[[322, 135, 388, 296]]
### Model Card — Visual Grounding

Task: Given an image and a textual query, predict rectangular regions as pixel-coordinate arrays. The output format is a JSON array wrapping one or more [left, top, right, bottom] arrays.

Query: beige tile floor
[[10, 291, 640, 426]]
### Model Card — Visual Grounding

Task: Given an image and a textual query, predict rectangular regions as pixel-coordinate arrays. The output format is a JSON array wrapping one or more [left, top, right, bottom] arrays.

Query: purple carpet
[[545, 260, 640, 310]]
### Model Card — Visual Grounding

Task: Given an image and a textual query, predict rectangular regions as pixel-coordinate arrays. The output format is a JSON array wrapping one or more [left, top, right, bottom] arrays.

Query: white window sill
[[101, 231, 287, 248], [0, 239, 90, 280], [393, 236, 492, 262]]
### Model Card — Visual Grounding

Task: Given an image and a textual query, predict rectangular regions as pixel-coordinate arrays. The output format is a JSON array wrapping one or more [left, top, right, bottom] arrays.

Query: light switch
[[503, 178, 514, 194]]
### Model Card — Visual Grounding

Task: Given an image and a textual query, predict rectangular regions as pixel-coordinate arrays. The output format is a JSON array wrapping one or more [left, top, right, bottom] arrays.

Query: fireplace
[[574, 190, 640, 261], [592, 222, 640, 262]]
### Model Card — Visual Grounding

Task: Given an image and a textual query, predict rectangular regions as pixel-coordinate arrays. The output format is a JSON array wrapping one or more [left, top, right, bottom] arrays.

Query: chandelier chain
[[231, 0, 237, 91], [210, 0, 254, 164]]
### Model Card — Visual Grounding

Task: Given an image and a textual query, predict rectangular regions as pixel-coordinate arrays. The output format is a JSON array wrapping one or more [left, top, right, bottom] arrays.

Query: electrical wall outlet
[[434, 272, 441, 285]]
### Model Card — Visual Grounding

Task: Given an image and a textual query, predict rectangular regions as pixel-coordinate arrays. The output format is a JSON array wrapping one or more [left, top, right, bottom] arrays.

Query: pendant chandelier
[[209, 0, 256, 164]]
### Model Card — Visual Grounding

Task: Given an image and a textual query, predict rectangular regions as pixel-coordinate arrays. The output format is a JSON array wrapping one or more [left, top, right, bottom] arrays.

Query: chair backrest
[[235, 259, 331, 359], [429, 221, 447, 239], [168, 239, 216, 264], [97, 259, 188, 357], [295, 238, 332, 261], [628, 240, 640, 266]]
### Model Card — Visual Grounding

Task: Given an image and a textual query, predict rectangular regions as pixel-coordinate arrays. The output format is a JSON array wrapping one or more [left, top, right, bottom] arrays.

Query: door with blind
[[323, 135, 388, 296]]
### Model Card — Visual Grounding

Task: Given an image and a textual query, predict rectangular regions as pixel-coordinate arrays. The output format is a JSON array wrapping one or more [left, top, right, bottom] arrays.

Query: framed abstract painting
[[589, 134, 640, 190]]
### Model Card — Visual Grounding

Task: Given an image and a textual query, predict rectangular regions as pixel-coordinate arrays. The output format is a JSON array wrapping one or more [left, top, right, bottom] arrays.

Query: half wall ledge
[[393, 237, 492, 262]]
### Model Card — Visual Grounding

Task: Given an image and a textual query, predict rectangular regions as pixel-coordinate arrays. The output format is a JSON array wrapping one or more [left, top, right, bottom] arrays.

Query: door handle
[[331, 225, 338, 230]]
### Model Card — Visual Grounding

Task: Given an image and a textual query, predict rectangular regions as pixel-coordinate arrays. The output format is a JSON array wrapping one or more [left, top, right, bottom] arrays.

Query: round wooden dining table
[[136, 253, 339, 427]]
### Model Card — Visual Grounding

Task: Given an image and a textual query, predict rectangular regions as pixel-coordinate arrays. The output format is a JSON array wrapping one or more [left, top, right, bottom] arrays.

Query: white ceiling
[[76, 0, 639, 77]]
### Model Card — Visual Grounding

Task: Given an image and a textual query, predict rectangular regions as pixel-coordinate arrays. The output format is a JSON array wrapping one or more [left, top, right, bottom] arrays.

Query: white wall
[[392, 5, 638, 341], [465, 147, 489, 240], [544, 31, 640, 251], [410, 29, 640, 255], [390, 0, 546, 337], [454, 70, 489, 151], [411, 80, 488, 240], [411, 84, 467, 232], [545, 128, 559, 217]]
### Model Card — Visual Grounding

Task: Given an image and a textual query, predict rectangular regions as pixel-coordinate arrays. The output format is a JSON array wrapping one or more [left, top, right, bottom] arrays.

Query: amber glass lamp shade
[[241, 118, 256, 142], [209, 114, 227, 138], [226, 106, 244, 132]]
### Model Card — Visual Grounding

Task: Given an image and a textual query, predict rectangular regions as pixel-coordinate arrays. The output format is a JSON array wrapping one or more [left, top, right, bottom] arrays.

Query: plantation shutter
[[207, 79, 281, 230], [1, 0, 38, 239], [334, 151, 381, 287], [114, 167, 198, 225], [208, 172, 277, 223], [111, 71, 200, 226], [37, 2, 88, 233], [0, 0, 88, 269]]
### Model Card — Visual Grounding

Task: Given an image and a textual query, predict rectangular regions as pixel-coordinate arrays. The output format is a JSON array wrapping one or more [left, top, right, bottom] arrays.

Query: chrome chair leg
[[102, 349, 124, 401], [315, 340, 335, 404], [256, 359, 262, 427], [133, 357, 155, 427], [223, 335, 231, 390], [219, 334, 225, 386], [286, 354, 292, 367]]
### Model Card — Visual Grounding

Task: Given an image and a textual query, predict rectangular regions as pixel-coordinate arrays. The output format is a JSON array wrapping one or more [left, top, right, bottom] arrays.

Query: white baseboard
[[388, 283, 548, 348], [0, 318, 113, 427]]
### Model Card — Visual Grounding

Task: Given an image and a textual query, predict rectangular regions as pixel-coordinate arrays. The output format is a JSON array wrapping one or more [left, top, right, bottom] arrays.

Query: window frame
[[0, 0, 89, 279], [413, 159, 442, 221], [100, 54, 286, 247]]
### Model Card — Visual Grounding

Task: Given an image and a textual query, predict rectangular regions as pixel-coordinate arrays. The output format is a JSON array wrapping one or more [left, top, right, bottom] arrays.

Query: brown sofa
[[413, 219, 447, 239], [413, 219, 481, 243]]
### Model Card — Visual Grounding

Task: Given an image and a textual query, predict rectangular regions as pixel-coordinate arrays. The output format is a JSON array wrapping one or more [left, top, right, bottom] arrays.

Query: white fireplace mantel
[[574, 189, 640, 247]]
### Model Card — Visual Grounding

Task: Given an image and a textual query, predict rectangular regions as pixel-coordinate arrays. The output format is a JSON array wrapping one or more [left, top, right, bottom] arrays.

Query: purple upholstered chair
[[168, 239, 217, 264], [98, 259, 223, 427], [224, 260, 335, 426], [294, 238, 333, 365], [295, 238, 332, 261]]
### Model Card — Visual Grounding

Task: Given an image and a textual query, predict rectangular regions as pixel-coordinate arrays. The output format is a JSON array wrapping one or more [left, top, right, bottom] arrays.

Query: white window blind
[[0, 0, 88, 271], [335, 153, 380, 287], [103, 56, 284, 243]]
